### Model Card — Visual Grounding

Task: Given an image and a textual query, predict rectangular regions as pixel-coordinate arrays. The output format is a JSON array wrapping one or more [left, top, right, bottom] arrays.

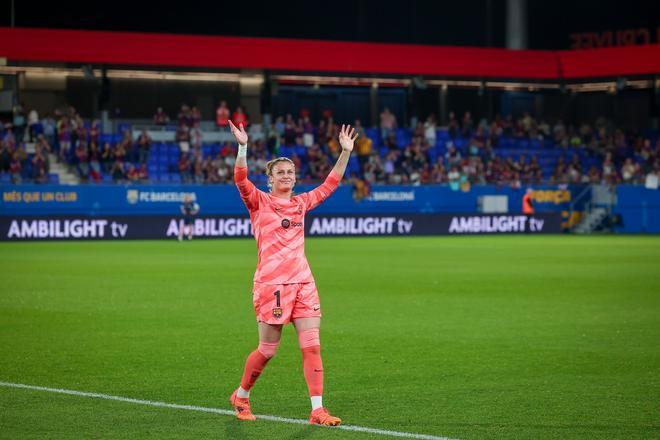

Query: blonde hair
[[266, 157, 296, 192], [266, 157, 295, 177]]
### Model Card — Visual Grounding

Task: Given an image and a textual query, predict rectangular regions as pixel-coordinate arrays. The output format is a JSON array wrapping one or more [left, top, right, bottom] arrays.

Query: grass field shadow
[[224, 419, 318, 439]]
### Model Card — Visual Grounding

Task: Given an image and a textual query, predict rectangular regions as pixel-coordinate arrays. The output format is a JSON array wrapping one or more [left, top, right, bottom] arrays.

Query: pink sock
[[240, 350, 270, 391], [301, 346, 324, 396]]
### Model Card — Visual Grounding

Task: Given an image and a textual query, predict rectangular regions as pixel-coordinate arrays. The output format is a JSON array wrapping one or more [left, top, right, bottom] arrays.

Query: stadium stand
[[2, 104, 659, 188]]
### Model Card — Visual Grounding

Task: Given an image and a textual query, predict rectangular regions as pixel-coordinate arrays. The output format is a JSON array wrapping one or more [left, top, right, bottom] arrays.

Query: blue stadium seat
[[48, 173, 59, 184], [364, 127, 379, 140], [347, 156, 360, 175]]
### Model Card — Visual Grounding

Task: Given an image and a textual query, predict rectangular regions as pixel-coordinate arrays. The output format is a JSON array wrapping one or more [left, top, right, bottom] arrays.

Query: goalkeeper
[[228, 120, 357, 426]]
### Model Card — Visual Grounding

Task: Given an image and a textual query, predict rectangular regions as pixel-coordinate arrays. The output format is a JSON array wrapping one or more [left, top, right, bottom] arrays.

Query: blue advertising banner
[[614, 186, 660, 233], [1, 184, 586, 217], [0, 213, 562, 241]]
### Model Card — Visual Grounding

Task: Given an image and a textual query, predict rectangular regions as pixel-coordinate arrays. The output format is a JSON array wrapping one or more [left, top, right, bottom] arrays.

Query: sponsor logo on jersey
[[281, 219, 303, 229]]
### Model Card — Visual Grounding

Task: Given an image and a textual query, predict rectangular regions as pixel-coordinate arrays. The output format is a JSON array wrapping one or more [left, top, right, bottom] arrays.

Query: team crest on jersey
[[281, 219, 290, 229], [272, 307, 283, 318], [297, 204, 303, 214]]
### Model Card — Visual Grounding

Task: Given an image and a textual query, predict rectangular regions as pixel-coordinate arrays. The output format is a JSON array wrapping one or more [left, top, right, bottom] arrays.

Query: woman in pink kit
[[228, 120, 357, 426]]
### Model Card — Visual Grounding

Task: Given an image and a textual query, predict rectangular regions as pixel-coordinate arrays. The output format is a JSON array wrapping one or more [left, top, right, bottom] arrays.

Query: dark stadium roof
[[3, 0, 659, 50]]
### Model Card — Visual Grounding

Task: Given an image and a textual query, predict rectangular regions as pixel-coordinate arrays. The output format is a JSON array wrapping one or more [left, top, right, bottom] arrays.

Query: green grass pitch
[[0, 236, 659, 439]]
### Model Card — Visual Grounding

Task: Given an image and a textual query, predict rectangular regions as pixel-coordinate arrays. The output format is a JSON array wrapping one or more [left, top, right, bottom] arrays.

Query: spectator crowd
[[2, 102, 659, 190]]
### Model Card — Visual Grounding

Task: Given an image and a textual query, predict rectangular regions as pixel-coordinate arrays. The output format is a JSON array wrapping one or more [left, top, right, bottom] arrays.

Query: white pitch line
[[0, 381, 456, 440]]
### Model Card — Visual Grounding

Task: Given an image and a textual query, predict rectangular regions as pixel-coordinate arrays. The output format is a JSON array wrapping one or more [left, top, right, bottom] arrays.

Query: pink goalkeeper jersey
[[234, 166, 340, 284]]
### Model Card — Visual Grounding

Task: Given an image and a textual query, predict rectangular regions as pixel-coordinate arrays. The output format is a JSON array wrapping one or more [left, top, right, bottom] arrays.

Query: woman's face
[[270, 161, 296, 193]]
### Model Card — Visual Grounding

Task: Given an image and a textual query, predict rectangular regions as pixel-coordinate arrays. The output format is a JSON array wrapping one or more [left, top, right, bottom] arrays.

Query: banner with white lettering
[[0, 213, 561, 240], [307, 213, 561, 235]]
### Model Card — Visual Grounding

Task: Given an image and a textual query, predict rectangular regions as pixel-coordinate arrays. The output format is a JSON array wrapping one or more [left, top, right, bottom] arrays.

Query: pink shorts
[[252, 282, 321, 324]]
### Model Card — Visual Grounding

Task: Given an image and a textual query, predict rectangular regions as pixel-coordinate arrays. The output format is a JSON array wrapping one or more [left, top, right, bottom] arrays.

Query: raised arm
[[303, 124, 358, 212], [229, 120, 259, 210], [229, 120, 248, 168], [330, 124, 358, 179]]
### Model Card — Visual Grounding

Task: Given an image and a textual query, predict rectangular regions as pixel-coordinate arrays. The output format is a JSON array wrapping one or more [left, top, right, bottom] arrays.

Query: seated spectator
[[193, 158, 205, 184], [13, 103, 26, 143], [35, 167, 48, 184], [216, 161, 230, 183], [216, 101, 230, 130], [380, 107, 397, 140], [27, 108, 39, 142], [75, 120, 89, 150], [447, 111, 459, 138], [602, 152, 618, 184], [111, 160, 127, 182], [88, 142, 102, 183], [137, 129, 152, 164], [138, 163, 149, 183], [204, 156, 220, 184], [42, 114, 56, 148], [0, 141, 11, 172], [191, 106, 202, 125], [461, 111, 473, 137], [445, 144, 462, 167], [326, 136, 341, 158], [9, 151, 22, 184], [126, 163, 139, 183], [176, 121, 190, 153], [89, 119, 101, 145], [31, 145, 49, 180], [232, 106, 248, 128], [283, 114, 296, 144], [189, 122, 203, 150], [302, 115, 314, 147], [153, 106, 170, 125], [75, 142, 90, 181], [384, 132, 399, 151], [177, 104, 192, 127], [179, 152, 192, 183], [424, 114, 437, 147], [383, 151, 396, 182], [621, 158, 640, 184], [57, 116, 72, 161], [117, 130, 133, 161], [431, 162, 447, 183], [220, 141, 233, 158], [101, 142, 113, 174], [113, 141, 127, 163], [587, 165, 601, 183]]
